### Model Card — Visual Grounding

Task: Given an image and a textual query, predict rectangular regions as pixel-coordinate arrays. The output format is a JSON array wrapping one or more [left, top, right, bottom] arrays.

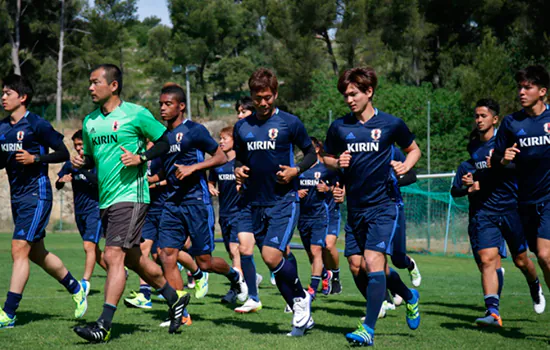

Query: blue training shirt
[[209, 158, 240, 217], [298, 161, 336, 218], [58, 161, 99, 215], [148, 157, 168, 210], [0, 112, 64, 202], [324, 110, 415, 210], [494, 105, 550, 204], [452, 160, 479, 217], [163, 120, 219, 205], [233, 109, 313, 206]]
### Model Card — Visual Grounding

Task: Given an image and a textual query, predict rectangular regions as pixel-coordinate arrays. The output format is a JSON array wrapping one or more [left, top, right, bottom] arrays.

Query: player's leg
[[324, 234, 341, 294], [344, 223, 367, 298], [531, 203, 550, 291], [235, 231, 262, 312], [79, 210, 107, 295], [308, 218, 327, 298], [124, 238, 155, 309], [1, 239, 32, 328], [297, 220, 318, 297], [475, 247, 502, 326], [390, 205, 421, 287], [158, 203, 188, 293]]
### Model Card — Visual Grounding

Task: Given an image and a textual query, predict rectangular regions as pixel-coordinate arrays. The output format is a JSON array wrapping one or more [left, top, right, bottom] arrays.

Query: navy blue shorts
[[158, 203, 215, 256], [75, 210, 102, 244], [519, 202, 550, 255], [344, 223, 359, 257], [345, 203, 399, 256], [327, 207, 341, 237], [238, 200, 299, 252], [142, 209, 162, 243], [12, 199, 52, 243], [298, 214, 328, 250], [220, 214, 239, 252], [391, 204, 407, 257], [469, 210, 527, 264]]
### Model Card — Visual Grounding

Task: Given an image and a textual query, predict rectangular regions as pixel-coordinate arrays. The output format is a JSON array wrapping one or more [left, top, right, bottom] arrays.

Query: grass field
[[1, 233, 549, 349]]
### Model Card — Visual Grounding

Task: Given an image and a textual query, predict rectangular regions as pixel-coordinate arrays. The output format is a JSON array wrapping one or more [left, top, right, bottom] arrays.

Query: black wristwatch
[[33, 155, 41, 163], [139, 153, 148, 163]]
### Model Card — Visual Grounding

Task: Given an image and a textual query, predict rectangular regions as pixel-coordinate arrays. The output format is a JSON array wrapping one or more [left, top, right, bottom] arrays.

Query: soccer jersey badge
[[16, 131, 24, 141], [112, 121, 119, 132], [544, 123, 550, 134], [314, 172, 321, 179], [176, 132, 183, 143], [268, 128, 279, 140], [371, 129, 381, 141]]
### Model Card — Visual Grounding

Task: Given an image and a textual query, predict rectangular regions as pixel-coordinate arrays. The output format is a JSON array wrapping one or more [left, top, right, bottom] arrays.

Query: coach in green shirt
[[72, 64, 189, 342]]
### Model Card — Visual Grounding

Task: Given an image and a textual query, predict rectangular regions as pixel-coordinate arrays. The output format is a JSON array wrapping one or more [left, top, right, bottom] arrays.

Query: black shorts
[[101, 202, 149, 249]]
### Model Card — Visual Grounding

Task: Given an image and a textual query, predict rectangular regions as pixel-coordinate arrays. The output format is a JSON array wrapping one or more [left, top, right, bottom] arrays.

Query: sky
[[136, 0, 171, 26]]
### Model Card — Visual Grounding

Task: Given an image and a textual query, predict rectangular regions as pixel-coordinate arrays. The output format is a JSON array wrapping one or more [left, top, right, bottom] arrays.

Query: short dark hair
[[235, 96, 254, 112], [310, 137, 325, 156], [248, 68, 278, 95], [72, 129, 83, 141], [2, 74, 34, 106], [475, 98, 500, 116], [515, 65, 550, 90], [337, 67, 378, 97], [92, 64, 123, 95], [160, 84, 186, 104]]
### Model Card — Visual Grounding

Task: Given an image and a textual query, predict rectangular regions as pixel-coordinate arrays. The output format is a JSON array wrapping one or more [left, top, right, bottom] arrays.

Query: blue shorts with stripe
[[298, 212, 328, 249], [75, 210, 102, 244], [391, 204, 406, 257], [327, 207, 341, 237], [141, 208, 163, 243], [158, 203, 215, 256], [518, 201, 550, 255], [344, 203, 399, 256], [238, 199, 299, 252], [220, 214, 240, 252], [12, 198, 52, 243], [469, 209, 527, 264]]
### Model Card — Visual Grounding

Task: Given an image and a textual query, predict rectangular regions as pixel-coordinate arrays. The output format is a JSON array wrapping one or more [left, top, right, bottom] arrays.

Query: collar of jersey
[[99, 101, 124, 118], [348, 107, 378, 124], [251, 108, 279, 121], [9, 110, 30, 126]]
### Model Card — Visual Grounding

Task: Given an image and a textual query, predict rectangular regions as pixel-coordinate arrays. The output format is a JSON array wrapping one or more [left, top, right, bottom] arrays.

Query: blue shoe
[[475, 311, 502, 328], [406, 289, 420, 330], [345, 322, 374, 346], [80, 279, 90, 297], [177, 262, 184, 272]]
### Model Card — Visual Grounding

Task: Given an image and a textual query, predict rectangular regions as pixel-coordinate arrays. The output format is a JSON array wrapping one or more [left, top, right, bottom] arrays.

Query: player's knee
[[536, 248, 550, 266], [513, 253, 529, 269], [103, 248, 123, 267], [196, 255, 213, 271], [239, 243, 254, 256], [160, 249, 178, 266], [347, 256, 361, 276], [262, 252, 282, 270]]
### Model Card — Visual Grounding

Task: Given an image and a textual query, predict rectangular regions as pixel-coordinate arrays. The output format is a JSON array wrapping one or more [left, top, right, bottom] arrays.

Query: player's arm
[[491, 116, 519, 167], [323, 122, 349, 170], [17, 120, 69, 165], [55, 161, 72, 190], [451, 162, 475, 197], [142, 131, 170, 161], [277, 117, 317, 183], [397, 168, 417, 187], [391, 119, 421, 176], [80, 169, 98, 186], [233, 122, 250, 184]]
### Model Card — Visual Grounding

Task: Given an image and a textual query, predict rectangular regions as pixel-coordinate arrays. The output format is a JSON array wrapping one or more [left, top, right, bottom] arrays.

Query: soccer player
[[72, 64, 189, 342], [492, 66, 550, 298], [233, 68, 317, 334], [156, 84, 248, 308], [323, 67, 421, 345], [236, 96, 254, 120], [296, 137, 338, 299], [0, 74, 87, 329], [56, 130, 107, 295]]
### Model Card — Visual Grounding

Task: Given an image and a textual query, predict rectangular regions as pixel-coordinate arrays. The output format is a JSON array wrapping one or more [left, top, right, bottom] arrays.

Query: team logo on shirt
[[268, 128, 279, 140], [16, 131, 24, 141], [314, 172, 321, 179], [176, 132, 183, 143], [544, 123, 550, 134], [371, 129, 381, 141], [112, 121, 119, 132]]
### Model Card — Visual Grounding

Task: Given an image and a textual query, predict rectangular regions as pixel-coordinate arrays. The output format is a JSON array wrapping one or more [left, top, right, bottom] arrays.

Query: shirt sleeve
[[452, 161, 475, 189], [57, 161, 72, 177], [233, 121, 247, 165], [324, 122, 342, 156], [82, 118, 93, 157], [494, 116, 515, 155], [392, 146, 406, 162], [289, 116, 312, 151], [190, 124, 219, 155], [137, 108, 167, 142], [36, 119, 65, 150], [393, 118, 415, 149], [208, 169, 217, 183]]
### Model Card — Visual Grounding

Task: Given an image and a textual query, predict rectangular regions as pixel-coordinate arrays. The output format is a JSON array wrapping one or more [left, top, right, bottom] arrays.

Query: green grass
[[0, 233, 549, 349]]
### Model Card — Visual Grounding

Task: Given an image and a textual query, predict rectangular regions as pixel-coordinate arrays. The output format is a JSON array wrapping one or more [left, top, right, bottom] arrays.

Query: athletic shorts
[[12, 198, 52, 243], [468, 209, 527, 264], [141, 208, 163, 243], [519, 201, 550, 255], [101, 202, 148, 249], [158, 203, 215, 256], [220, 214, 239, 252], [75, 210, 102, 244], [298, 213, 328, 249], [238, 199, 299, 252], [345, 203, 399, 256], [391, 204, 407, 257], [327, 207, 341, 237]]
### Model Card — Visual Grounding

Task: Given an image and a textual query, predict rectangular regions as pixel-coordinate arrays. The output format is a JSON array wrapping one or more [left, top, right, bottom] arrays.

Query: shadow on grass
[[422, 301, 485, 313], [210, 316, 285, 335], [72, 322, 146, 344], [16, 311, 51, 326], [439, 321, 546, 342]]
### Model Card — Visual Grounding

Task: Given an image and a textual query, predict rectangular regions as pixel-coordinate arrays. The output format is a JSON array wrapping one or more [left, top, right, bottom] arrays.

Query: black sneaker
[[73, 320, 111, 343], [168, 290, 190, 334], [330, 279, 342, 295]]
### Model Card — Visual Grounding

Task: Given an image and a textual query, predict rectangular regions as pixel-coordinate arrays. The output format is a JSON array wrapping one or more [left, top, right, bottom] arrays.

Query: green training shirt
[[82, 101, 166, 209]]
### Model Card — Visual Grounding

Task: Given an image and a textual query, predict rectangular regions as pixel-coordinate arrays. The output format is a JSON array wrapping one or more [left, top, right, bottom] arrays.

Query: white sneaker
[[378, 303, 387, 319], [533, 284, 546, 314], [284, 304, 292, 313], [384, 300, 396, 311], [235, 270, 248, 302], [256, 273, 263, 288], [393, 294, 403, 306], [409, 258, 422, 287], [270, 272, 276, 286], [287, 316, 314, 336], [235, 298, 262, 313], [81, 280, 91, 297], [292, 291, 312, 328]]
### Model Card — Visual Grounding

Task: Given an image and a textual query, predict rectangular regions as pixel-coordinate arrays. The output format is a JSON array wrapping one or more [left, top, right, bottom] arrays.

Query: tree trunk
[[321, 29, 339, 76], [56, 0, 65, 125], [199, 57, 211, 113], [10, 0, 22, 75]]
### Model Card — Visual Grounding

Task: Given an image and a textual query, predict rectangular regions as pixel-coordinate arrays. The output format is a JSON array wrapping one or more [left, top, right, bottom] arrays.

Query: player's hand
[[333, 182, 345, 203], [174, 163, 197, 180], [502, 143, 520, 165], [235, 166, 250, 185], [71, 153, 85, 168], [59, 174, 73, 183], [337, 151, 351, 168], [462, 172, 474, 186], [16, 149, 35, 165], [485, 155, 492, 168], [298, 189, 309, 198], [120, 146, 142, 167], [276, 165, 299, 184], [390, 160, 410, 176], [316, 180, 330, 193], [468, 181, 480, 193], [208, 183, 220, 197]]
